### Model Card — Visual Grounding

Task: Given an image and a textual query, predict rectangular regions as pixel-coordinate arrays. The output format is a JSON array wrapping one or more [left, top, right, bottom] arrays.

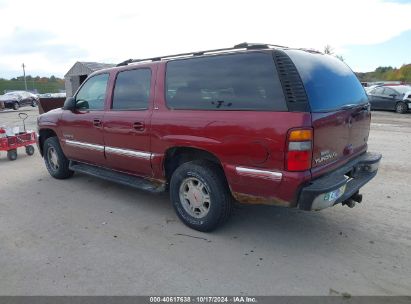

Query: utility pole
[[22, 63, 28, 91]]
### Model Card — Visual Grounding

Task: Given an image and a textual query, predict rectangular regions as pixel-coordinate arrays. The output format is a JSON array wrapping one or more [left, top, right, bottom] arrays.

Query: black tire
[[7, 149, 17, 161], [25, 145, 35, 156], [170, 160, 232, 232], [43, 136, 74, 179], [31, 99, 37, 107], [395, 102, 408, 114], [13, 102, 19, 111]]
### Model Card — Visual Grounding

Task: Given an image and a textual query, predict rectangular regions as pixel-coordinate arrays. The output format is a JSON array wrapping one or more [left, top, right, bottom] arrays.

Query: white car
[[2, 91, 39, 110]]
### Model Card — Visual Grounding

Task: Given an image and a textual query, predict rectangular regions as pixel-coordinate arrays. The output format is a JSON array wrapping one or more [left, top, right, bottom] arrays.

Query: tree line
[[356, 65, 411, 83], [0, 76, 65, 94]]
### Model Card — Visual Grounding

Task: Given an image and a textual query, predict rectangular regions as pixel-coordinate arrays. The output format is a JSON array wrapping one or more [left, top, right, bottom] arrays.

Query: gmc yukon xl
[[37, 43, 381, 231]]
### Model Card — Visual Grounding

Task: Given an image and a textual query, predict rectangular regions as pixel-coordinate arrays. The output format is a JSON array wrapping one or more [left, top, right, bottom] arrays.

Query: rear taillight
[[286, 128, 313, 171]]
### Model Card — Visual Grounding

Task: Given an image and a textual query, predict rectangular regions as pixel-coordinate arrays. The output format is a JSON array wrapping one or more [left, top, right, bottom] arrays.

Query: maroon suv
[[37, 43, 381, 231]]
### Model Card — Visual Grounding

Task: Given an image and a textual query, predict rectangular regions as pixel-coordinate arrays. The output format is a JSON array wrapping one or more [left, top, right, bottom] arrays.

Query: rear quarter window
[[165, 52, 287, 111]]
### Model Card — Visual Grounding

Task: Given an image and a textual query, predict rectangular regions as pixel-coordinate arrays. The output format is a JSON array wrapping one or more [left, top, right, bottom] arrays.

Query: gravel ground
[[0, 107, 410, 295]]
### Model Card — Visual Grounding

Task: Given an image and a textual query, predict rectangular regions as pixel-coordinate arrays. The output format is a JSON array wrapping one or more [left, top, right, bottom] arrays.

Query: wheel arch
[[38, 128, 58, 156], [395, 101, 408, 113], [163, 146, 225, 182]]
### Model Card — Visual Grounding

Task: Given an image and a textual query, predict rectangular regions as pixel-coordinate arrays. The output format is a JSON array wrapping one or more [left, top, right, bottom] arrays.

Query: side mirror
[[63, 97, 76, 111], [76, 99, 90, 110]]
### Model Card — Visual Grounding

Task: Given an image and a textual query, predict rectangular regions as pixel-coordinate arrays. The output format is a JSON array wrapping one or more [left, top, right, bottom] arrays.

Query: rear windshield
[[285, 50, 368, 112]]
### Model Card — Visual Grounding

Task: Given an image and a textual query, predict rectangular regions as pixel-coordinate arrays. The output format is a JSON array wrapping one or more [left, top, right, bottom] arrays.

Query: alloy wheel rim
[[179, 177, 211, 218], [47, 147, 59, 171]]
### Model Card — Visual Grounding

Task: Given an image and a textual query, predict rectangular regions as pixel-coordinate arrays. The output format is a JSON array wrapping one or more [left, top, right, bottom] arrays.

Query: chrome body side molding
[[64, 139, 104, 152], [63, 139, 151, 160], [105, 146, 151, 159], [235, 166, 283, 182]]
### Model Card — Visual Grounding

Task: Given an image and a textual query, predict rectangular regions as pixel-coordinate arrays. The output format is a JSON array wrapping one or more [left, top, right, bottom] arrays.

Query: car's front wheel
[[43, 137, 73, 179], [170, 160, 232, 232], [395, 102, 408, 114]]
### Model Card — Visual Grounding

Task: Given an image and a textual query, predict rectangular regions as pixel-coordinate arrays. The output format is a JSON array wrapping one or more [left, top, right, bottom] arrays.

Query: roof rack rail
[[116, 42, 288, 67], [298, 48, 323, 54], [233, 42, 289, 49]]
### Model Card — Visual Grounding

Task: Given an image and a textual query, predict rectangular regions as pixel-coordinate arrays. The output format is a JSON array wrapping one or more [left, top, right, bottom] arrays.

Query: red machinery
[[0, 113, 36, 161]]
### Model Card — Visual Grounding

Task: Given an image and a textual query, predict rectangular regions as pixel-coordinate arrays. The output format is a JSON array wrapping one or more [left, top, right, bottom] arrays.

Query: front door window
[[76, 74, 109, 110]]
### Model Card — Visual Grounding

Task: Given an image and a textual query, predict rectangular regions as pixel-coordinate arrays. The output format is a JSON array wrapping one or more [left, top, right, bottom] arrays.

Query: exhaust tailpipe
[[342, 192, 362, 208], [352, 193, 363, 203], [343, 199, 356, 208]]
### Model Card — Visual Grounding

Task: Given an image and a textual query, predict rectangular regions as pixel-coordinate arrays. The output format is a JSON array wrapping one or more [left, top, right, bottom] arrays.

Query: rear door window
[[112, 69, 151, 110], [165, 52, 286, 111]]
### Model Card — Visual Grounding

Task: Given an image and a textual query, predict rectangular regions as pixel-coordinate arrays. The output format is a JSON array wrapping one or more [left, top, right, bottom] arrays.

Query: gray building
[[64, 62, 115, 97]]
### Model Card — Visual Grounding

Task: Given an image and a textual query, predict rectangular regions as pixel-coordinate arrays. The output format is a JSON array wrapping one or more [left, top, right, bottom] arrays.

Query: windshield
[[392, 86, 411, 94], [285, 50, 368, 112]]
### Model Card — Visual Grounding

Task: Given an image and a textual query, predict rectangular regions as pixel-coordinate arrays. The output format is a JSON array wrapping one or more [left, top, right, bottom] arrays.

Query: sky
[[0, 0, 411, 78]]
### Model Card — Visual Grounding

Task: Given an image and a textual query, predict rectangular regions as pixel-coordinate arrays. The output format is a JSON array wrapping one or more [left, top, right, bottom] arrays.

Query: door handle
[[93, 119, 102, 127], [133, 122, 145, 131]]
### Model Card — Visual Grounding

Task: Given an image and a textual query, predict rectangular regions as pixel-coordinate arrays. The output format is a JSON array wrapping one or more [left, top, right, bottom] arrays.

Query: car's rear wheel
[[43, 137, 73, 179], [395, 102, 408, 114], [13, 102, 19, 111], [170, 160, 232, 232], [31, 99, 37, 107]]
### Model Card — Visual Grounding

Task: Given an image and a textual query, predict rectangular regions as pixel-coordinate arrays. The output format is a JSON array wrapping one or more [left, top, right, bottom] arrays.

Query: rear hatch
[[285, 50, 371, 177]]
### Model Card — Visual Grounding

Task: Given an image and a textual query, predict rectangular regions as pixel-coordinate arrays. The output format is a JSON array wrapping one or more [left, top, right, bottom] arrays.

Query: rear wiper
[[338, 103, 369, 111], [211, 100, 232, 108], [338, 104, 358, 110]]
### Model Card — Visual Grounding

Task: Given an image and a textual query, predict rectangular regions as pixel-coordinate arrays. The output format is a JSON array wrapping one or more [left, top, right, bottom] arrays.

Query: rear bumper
[[298, 152, 382, 211]]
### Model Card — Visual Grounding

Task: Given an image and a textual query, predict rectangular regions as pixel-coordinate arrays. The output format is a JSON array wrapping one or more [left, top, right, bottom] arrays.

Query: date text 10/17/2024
[[149, 296, 258, 303]]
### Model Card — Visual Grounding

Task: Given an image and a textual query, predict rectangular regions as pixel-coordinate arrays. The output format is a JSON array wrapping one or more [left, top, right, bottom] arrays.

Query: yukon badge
[[315, 150, 338, 165]]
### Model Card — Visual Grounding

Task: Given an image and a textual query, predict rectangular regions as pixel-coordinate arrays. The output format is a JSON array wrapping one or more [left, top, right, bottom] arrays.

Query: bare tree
[[336, 55, 344, 62], [324, 45, 345, 62], [324, 45, 334, 55]]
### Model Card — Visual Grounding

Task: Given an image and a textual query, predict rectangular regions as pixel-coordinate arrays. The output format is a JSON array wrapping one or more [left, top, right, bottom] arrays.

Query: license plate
[[324, 184, 346, 202]]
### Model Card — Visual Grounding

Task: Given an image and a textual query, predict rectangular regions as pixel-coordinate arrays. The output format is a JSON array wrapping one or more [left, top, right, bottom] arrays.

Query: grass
[[0, 78, 65, 94]]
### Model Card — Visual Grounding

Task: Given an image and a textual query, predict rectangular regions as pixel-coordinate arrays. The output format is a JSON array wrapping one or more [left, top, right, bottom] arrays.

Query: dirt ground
[[0, 107, 410, 296]]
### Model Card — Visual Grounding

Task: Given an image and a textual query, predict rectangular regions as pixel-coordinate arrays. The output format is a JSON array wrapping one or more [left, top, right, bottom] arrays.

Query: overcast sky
[[0, 0, 411, 78]]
